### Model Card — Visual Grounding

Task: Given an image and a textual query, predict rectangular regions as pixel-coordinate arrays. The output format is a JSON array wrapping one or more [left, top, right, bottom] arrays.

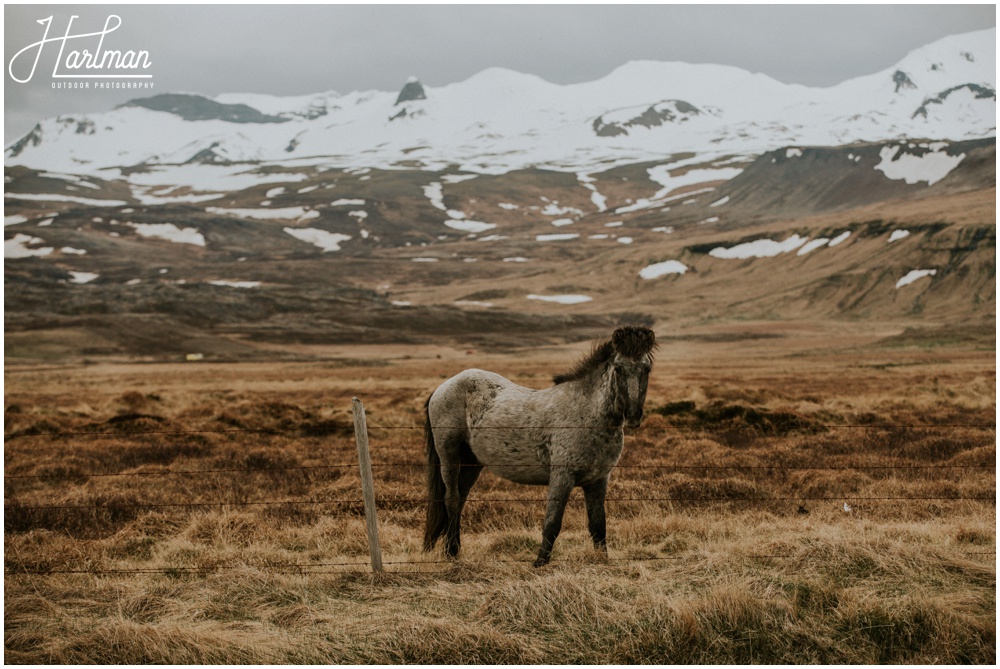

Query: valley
[[4, 139, 995, 363]]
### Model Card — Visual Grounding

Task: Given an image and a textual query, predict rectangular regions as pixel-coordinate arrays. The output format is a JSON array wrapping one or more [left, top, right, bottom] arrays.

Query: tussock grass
[[4, 348, 995, 663]]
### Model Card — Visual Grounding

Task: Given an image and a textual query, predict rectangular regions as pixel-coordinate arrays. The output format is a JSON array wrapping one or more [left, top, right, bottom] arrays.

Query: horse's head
[[609, 325, 657, 428]]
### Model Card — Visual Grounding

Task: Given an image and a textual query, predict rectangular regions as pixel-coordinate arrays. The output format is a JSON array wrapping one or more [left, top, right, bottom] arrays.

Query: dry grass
[[4, 335, 995, 663]]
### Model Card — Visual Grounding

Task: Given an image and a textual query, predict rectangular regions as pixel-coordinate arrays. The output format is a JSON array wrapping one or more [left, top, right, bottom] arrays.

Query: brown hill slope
[[4, 140, 995, 362], [708, 138, 995, 220]]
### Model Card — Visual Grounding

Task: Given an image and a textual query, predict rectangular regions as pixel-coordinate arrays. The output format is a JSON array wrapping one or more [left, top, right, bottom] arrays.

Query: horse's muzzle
[[625, 410, 643, 429]]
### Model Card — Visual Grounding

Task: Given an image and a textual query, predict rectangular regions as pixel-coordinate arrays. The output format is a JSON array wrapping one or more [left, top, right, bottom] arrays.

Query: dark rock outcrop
[[395, 78, 427, 105], [5, 124, 43, 158], [893, 70, 917, 93], [912, 83, 997, 119], [592, 100, 701, 137]]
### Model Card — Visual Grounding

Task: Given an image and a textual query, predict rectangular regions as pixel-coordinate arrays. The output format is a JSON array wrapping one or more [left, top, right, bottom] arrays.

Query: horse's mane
[[553, 325, 657, 385]]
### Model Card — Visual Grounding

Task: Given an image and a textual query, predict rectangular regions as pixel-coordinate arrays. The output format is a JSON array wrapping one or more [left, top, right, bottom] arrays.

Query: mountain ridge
[[5, 29, 994, 177]]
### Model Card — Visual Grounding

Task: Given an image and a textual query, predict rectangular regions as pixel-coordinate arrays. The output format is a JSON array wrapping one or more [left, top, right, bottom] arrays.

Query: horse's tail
[[423, 394, 448, 551]]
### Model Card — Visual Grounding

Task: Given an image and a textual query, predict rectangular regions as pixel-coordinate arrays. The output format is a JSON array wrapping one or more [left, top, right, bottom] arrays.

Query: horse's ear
[[611, 325, 657, 358]]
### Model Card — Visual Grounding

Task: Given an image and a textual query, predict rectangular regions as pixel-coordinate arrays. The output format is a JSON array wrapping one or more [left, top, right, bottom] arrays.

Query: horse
[[423, 325, 657, 567]]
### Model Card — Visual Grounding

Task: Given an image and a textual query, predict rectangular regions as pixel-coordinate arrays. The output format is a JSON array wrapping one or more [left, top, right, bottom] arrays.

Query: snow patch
[[132, 187, 222, 205], [577, 172, 608, 212], [541, 202, 583, 217], [209, 280, 261, 288], [441, 174, 478, 183], [896, 269, 937, 288], [536, 233, 579, 241], [709, 234, 808, 259], [445, 219, 496, 233], [283, 227, 351, 251], [527, 294, 592, 305], [128, 222, 206, 246], [797, 238, 830, 255], [640, 260, 689, 279], [5, 233, 54, 258], [615, 159, 743, 214], [5, 192, 128, 207], [828, 231, 851, 246], [5, 215, 28, 226], [331, 198, 366, 206], [207, 206, 318, 221], [888, 229, 911, 243], [68, 271, 99, 284], [875, 144, 964, 186], [423, 182, 446, 210], [647, 164, 744, 199]]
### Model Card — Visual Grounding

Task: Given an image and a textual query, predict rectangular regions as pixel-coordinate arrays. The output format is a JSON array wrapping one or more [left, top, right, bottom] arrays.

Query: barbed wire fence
[[4, 398, 996, 578]]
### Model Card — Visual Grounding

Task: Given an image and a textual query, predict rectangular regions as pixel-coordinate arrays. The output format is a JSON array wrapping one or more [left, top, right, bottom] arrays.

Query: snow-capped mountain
[[5, 28, 996, 179]]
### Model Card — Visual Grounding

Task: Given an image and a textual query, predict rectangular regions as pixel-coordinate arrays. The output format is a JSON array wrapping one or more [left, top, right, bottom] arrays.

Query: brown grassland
[[3, 328, 996, 663]]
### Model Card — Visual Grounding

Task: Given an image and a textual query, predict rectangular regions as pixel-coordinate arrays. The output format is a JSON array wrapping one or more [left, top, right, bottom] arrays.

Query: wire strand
[[4, 422, 995, 439], [5, 462, 995, 480], [6, 494, 995, 511]]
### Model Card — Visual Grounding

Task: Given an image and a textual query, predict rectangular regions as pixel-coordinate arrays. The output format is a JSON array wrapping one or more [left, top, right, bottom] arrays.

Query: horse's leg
[[441, 435, 483, 558], [534, 471, 575, 567], [583, 477, 609, 555], [458, 462, 483, 504], [450, 461, 483, 554], [441, 459, 463, 558]]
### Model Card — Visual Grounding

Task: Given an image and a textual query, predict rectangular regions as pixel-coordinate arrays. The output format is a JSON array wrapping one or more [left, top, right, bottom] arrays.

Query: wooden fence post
[[351, 397, 383, 573]]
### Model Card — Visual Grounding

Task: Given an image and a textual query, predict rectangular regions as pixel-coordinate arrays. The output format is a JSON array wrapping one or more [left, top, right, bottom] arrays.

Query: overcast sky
[[4, 3, 996, 144]]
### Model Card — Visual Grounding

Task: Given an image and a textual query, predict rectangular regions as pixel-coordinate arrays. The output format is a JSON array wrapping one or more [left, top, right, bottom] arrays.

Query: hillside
[[4, 29, 996, 362], [4, 139, 995, 362]]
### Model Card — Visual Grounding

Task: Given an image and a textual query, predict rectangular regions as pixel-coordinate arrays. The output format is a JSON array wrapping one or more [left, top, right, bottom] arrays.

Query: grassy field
[[3, 329, 995, 663]]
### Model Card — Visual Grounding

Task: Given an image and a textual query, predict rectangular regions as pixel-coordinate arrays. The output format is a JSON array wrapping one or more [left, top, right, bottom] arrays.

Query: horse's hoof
[[532, 557, 549, 568]]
